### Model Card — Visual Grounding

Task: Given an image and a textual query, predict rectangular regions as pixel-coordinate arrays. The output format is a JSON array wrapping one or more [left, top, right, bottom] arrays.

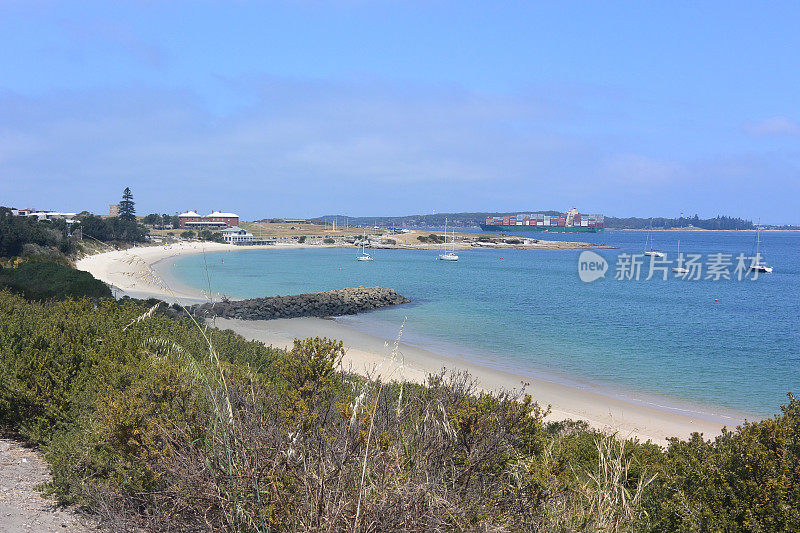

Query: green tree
[[76, 215, 147, 243], [142, 213, 162, 226], [198, 230, 225, 243], [119, 187, 136, 220], [0, 208, 75, 257]]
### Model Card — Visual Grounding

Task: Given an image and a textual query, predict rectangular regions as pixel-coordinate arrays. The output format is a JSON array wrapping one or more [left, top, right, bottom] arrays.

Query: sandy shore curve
[[76, 243, 748, 445]]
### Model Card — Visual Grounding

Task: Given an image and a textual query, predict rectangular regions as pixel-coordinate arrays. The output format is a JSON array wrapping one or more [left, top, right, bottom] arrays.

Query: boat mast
[[755, 219, 761, 259]]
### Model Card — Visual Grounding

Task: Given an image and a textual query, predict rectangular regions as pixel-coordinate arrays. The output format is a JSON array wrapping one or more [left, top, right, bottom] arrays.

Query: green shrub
[[643, 395, 800, 531], [0, 208, 76, 257], [1, 289, 798, 531], [76, 214, 148, 243], [0, 260, 111, 300], [198, 229, 225, 243], [417, 234, 444, 244], [323, 238, 335, 244]]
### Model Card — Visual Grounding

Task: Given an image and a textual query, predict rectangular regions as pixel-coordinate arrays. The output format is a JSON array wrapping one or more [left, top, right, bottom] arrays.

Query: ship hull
[[479, 224, 603, 233]]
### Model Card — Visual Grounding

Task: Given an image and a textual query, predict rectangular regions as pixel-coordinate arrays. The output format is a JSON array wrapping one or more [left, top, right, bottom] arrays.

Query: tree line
[[605, 215, 755, 230]]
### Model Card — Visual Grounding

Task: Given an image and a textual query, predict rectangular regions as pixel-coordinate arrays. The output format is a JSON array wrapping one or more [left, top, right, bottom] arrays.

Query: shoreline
[[76, 243, 750, 445]]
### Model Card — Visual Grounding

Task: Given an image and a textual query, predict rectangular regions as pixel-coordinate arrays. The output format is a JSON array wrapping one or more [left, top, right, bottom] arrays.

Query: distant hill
[[318, 212, 756, 230]]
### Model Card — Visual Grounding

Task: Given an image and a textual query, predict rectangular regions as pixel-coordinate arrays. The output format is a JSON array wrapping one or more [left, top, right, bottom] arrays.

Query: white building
[[27, 211, 78, 225], [221, 226, 255, 245], [178, 210, 239, 228]]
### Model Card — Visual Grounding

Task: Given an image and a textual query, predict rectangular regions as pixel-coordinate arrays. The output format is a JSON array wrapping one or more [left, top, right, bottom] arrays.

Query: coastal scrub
[[0, 290, 798, 531]]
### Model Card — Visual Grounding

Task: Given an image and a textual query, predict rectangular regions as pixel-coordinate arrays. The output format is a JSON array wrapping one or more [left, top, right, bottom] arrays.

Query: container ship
[[480, 208, 604, 233]]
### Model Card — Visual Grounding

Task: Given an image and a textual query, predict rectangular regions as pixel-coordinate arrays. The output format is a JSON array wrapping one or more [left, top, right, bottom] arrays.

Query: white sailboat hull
[[438, 219, 459, 261], [750, 222, 772, 273]]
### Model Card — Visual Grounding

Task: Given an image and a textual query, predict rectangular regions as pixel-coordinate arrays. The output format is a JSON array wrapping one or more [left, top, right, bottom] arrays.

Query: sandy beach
[[76, 243, 746, 445]]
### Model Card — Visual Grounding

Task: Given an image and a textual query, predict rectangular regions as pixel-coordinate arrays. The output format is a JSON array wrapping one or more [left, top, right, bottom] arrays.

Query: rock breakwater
[[190, 286, 409, 320]]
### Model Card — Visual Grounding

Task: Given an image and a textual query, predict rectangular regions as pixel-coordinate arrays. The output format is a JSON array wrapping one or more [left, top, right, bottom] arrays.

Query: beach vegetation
[[180, 230, 195, 239], [417, 233, 445, 244], [0, 290, 798, 531], [76, 214, 148, 244], [197, 229, 225, 243], [0, 207, 76, 258], [297, 235, 306, 243], [0, 260, 111, 301], [323, 237, 335, 244]]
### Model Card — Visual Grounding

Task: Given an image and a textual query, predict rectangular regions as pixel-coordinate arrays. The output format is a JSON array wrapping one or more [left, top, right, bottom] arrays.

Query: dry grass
[[241, 221, 386, 238]]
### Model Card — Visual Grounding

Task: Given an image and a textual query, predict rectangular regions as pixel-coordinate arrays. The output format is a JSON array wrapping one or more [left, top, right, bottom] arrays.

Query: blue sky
[[1, 1, 798, 223]]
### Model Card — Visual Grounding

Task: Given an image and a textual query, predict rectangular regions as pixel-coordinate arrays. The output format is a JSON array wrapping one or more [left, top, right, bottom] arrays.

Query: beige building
[[109, 204, 120, 216]]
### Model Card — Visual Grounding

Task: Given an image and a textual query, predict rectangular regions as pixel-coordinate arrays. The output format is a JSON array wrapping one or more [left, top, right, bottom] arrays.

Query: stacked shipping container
[[481, 211, 604, 232]]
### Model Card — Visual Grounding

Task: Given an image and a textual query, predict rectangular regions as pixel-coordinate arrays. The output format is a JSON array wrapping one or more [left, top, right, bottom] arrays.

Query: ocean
[[166, 230, 800, 418]]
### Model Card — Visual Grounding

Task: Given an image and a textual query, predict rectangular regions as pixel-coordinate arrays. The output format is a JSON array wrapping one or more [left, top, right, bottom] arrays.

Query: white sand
[[77, 243, 746, 445]]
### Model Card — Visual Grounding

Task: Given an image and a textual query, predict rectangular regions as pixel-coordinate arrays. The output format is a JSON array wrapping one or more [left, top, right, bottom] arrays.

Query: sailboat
[[356, 231, 373, 261], [672, 240, 689, 275], [749, 222, 772, 273], [438, 219, 459, 261], [644, 219, 665, 258]]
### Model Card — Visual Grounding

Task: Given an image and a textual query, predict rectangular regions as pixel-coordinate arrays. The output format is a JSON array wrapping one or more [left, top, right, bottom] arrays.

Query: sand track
[[0, 436, 98, 532]]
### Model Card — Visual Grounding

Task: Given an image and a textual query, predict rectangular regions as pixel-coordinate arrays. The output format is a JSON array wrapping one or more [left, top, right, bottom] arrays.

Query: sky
[[1, 1, 798, 223]]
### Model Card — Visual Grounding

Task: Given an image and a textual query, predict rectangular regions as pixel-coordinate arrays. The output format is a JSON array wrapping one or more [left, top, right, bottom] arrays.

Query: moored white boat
[[644, 220, 665, 257], [749, 222, 772, 273], [438, 219, 459, 261], [356, 232, 373, 261], [672, 240, 689, 274]]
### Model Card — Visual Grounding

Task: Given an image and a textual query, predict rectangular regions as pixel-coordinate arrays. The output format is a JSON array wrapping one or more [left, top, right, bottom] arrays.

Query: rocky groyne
[[190, 286, 410, 321]]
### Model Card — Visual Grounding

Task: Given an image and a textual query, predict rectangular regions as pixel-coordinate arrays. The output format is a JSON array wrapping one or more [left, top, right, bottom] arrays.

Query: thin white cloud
[[600, 153, 684, 186], [0, 81, 797, 221], [744, 116, 800, 137]]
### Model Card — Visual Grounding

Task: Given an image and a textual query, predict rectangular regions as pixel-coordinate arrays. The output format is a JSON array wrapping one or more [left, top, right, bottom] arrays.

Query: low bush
[[417, 234, 445, 244], [0, 260, 111, 300], [198, 229, 225, 243], [0, 208, 76, 257], [0, 290, 798, 531]]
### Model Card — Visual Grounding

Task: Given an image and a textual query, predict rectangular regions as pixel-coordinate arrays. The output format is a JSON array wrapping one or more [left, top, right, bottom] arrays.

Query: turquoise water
[[168, 231, 800, 417]]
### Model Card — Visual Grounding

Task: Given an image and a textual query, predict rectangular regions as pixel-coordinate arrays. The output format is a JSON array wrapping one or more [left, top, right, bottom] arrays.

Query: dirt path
[[0, 437, 98, 532]]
